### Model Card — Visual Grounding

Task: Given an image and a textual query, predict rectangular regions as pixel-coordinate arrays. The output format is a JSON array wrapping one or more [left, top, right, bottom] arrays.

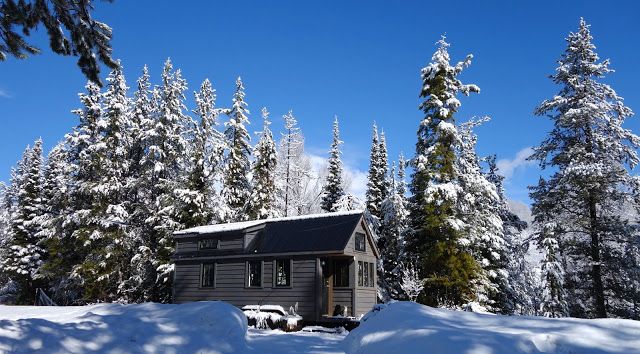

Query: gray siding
[[174, 257, 317, 319], [332, 288, 353, 316], [175, 235, 244, 253], [355, 287, 377, 317]]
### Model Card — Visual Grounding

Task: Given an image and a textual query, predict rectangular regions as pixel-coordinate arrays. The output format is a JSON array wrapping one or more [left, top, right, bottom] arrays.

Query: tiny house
[[172, 210, 379, 321]]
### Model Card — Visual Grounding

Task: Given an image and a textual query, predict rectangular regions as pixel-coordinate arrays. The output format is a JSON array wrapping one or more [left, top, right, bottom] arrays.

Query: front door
[[321, 258, 333, 316]]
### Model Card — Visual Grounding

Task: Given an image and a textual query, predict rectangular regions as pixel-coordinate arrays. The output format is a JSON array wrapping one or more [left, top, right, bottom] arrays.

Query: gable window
[[198, 238, 219, 250], [334, 260, 350, 287], [247, 261, 262, 287], [275, 259, 291, 287], [201, 263, 215, 287], [355, 232, 366, 252]]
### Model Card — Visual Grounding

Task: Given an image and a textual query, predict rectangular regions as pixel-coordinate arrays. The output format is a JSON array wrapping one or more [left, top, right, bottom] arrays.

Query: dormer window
[[198, 238, 219, 250], [355, 232, 366, 252]]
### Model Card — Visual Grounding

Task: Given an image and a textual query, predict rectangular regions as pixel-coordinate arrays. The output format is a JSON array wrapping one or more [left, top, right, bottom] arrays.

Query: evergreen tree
[[222, 77, 252, 221], [485, 155, 535, 315], [177, 78, 221, 228], [366, 123, 383, 217], [37, 143, 80, 304], [379, 157, 410, 301], [529, 19, 640, 318], [1, 140, 44, 304], [246, 108, 278, 220], [539, 223, 569, 318], [407, 36, 480, 308], [321, 117, 345, 212]]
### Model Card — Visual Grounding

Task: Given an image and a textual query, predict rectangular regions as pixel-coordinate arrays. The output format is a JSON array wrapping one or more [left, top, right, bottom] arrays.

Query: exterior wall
[[175, 234, 244, 253], [174, 256, 318, 319], [332, 288, 354, 315], [346, 221, 379, 317]]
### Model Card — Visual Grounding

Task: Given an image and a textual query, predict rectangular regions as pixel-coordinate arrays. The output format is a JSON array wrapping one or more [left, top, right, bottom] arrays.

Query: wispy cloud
[[307, 153, 368, 200], [497, 147, 535, 180], [0, 89, 11, 98]]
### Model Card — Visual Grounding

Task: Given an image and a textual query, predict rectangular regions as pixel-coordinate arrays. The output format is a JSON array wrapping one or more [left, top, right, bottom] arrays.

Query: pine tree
[[408, 36, 480, 308], [539, 223, 569, 318], [321, 117, 345, 212], [366, 123, 383, 216], [1, 140, 45, 304], [247, 108, 278, 220], [529, 19, 640, 318], [177, 78, 221, 228], [36, 143, 81, 304], [222, 77, 252, 221], [485, 155, 534, 315], [379, 157, 410, 301]]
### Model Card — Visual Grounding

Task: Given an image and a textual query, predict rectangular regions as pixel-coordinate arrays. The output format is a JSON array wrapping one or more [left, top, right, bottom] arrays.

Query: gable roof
[[174, 210, 371, 255]]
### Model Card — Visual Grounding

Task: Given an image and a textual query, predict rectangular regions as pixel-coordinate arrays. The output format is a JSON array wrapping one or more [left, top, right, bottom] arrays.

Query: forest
[[0, 18, 638, 321]]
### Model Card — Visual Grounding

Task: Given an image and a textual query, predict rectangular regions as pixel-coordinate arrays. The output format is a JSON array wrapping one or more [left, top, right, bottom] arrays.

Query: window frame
[[333, 259, 350, 288], [354, 232, 366, 252], [198, 238, 220, 250], [273, 259, 293, 288], [246, 260, 263, 288], [358, 261, 363, 286], [200, 262, 216, 288], [369, 262, 375, 287]]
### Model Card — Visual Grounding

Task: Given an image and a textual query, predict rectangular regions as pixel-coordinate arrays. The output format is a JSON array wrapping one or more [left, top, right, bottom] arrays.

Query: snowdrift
[[343, 302, 640, 354], [0, 301, 248, 354]]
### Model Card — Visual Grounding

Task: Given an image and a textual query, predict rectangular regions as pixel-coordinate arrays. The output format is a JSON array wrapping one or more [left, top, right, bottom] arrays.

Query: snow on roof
[[174, 210, 364, 235]]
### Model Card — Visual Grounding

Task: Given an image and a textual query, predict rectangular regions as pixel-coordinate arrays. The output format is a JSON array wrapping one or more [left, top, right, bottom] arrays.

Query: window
[[247, 261, 262, 287], [355, 232, 366, 252], [369, 262, 375, 287], [198, 238, 219, 250], [358, 261, 375, 287], [275, 259, 291, 287], [201, 263, 215, 287], [333, 260, 349, 287]]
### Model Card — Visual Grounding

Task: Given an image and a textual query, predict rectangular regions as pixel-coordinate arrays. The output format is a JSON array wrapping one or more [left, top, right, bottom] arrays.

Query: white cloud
[[497, 147, 534, 180], [0, 89, 11, 98], [307, 153, 368, 200]]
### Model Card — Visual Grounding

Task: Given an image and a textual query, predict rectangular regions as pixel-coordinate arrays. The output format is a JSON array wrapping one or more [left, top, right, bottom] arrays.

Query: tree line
[[0, 18, 638, 320]]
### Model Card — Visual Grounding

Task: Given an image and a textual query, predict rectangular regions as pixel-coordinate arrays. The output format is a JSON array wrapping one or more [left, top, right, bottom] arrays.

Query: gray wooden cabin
[[172, 210, 379, 321]]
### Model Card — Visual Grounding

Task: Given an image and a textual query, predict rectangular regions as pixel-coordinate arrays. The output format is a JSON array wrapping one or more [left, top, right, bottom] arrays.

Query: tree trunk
[[587, 192, 607, 318]]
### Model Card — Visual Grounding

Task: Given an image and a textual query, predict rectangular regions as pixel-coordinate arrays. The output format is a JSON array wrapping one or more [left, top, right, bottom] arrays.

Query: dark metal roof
[[246, 213, 363, 254]]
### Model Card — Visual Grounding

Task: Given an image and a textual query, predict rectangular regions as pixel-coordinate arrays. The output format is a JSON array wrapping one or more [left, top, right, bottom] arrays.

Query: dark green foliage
[[0, 0, 116, 85]]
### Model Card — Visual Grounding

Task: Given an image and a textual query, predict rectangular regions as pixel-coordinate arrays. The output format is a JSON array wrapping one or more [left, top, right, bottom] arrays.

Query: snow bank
[[0, 301, 248, 354], [343, 302, 640, 354]]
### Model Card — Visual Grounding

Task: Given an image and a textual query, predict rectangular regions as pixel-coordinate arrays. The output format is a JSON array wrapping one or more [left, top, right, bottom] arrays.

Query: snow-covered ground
[[346, 302, 640, 354], [1, 301, 639, 354]]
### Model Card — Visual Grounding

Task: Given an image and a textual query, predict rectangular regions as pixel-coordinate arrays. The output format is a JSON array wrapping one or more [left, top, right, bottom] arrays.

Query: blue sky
[[1, 0, 640, 204]]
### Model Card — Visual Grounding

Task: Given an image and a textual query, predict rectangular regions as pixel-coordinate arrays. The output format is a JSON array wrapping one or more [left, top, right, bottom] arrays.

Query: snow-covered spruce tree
[[321, 117, 345, 212], [246, 108, 278, 220], [457, 118, 510, 313], [118, 66, 156, 303], [77, 61, 133, 302], [366, 123, 383, 218], [176, 78, 221, 228], [36, 143, 81, 304], [222, 77, 252, 222], [529, 19, 640, 318], [0, 183, 10, 292], [1, 140, 45, 304], [378, 158, 410, 301], [484, 155, 536, 315], [539, 223, 569, 318], [137, 59, 190, 302], [407, 36, 480, 308], [332, 194, 364, 212]]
